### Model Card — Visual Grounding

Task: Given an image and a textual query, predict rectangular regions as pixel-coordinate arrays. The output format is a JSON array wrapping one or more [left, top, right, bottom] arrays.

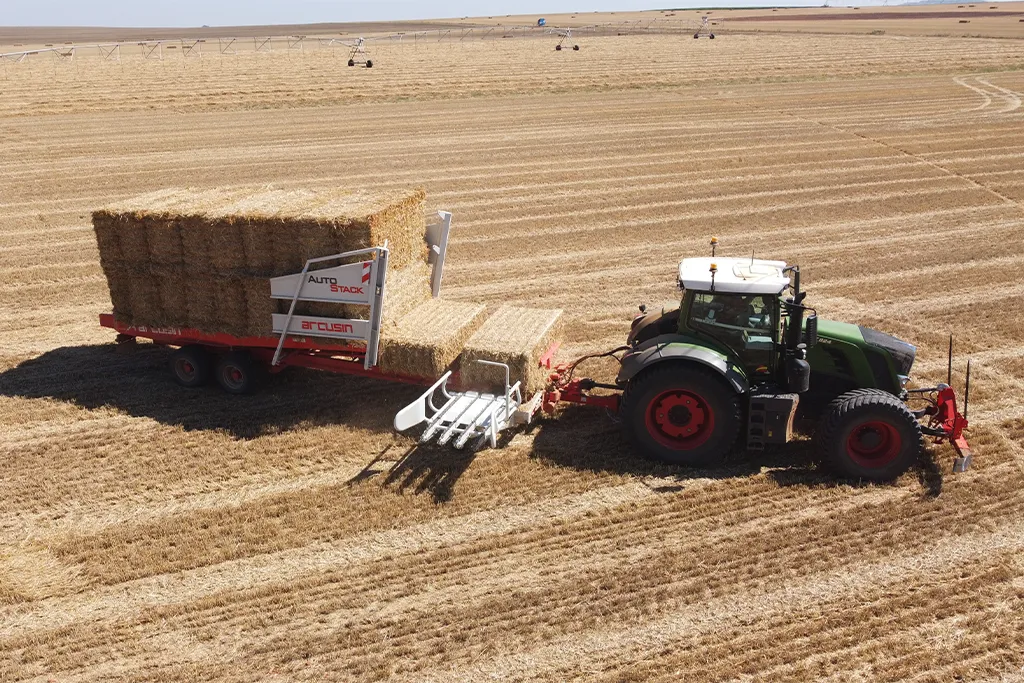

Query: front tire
[[816, 389, 922, 481], [622, 364, 741, 467]]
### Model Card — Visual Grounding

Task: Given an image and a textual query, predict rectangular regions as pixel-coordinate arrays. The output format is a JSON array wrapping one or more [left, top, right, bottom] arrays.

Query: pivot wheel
[[348, 59, 355, 67], [214, 352, 257, 395], [573, 45, 580, 51], [622, 364, 741, 467], [816, 389, 923, 481], [170, 345, 210, 388], [365, 60, 373, 68], [556, 44, 563, 51]]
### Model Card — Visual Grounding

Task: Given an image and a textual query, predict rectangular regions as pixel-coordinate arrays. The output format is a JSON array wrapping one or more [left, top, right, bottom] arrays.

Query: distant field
[[1, 18, 1024, 683]]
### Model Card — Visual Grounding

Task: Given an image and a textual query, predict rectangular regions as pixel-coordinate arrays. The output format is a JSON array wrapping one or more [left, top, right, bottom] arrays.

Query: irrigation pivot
[[553, 28, 580, 52], [343, 37, 373, 68]]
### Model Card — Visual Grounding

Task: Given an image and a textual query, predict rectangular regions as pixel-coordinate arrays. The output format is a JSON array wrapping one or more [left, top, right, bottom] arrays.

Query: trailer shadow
[[0, 343, 423, 440], [529, 406, 945, 495]]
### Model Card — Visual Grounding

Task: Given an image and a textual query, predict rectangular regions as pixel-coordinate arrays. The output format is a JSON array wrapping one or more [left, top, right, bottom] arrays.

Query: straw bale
[[92, 215, 123, 266], [153, 266, 189, 327], [215, 276, 250, 336], [460, 306, 564, 393], [145, 218, 183, 266], [103, 267, 134, 324], [378, 299, 487, 378], [240, 219, 278, 274], [243, 278, 276, 336], [124, 267, 164, 328], [114, 219, 149, 264], [179, 220, 213, 271], [185, 274, 219, 332]]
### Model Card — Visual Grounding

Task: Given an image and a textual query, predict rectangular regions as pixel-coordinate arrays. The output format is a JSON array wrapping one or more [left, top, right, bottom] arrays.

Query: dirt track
[[1, 28, 1024, 681]]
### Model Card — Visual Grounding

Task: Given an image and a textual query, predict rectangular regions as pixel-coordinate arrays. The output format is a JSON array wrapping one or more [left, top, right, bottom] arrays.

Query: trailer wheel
[[366, 60, 373, 68], [215, 352, 257, 395], [816, 389, 923, 482], [170, 345, 210, 388], [622, 363, 741, 467]]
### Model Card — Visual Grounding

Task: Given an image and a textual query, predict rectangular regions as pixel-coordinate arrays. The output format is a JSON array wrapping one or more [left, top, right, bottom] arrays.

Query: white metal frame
[[395, 361, 535, 450], [268, 209, 454, 369], [271, 246, 389, 369]]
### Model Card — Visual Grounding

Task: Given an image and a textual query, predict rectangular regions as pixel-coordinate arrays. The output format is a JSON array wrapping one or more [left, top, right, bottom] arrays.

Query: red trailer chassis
[[99, 314, 430, 386]]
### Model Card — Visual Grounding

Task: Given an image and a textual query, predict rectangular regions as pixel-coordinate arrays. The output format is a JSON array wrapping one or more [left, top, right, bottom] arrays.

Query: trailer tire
[[215, 352, 257, 395], [816, 388, 922, 482], [170, 345, 210, 388], [622, 363, 741, 468]]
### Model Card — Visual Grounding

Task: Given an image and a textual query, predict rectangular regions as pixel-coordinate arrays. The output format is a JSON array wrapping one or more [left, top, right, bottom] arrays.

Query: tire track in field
[[418, 522, 1024, 683], [0, 481, 661, 638]]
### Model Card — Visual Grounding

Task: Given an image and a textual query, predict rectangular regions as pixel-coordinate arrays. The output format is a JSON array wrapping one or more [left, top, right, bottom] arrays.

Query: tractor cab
[[677, 256, 791, 378]]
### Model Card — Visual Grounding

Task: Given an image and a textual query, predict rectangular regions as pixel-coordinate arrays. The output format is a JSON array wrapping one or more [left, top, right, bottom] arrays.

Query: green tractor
[[600, 242, 973, 481]]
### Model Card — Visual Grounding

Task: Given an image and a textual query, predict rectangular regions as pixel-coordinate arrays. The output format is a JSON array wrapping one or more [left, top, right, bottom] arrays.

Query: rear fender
[[617, 335, 748, 394]]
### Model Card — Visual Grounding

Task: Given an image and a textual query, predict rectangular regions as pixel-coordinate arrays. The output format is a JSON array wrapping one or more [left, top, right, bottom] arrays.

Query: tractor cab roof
[[679, 257, 791, 295]]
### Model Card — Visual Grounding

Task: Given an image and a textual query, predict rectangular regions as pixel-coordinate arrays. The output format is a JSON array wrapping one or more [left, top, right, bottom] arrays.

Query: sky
[[1, 0, 862, 27]]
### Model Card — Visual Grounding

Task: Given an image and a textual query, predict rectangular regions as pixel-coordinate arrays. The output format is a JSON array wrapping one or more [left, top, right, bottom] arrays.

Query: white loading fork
[[394, 360, 540, 450]]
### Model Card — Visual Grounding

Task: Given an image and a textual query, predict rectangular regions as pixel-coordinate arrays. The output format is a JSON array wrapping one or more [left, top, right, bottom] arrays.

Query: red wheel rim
[[177, 359, 195, 378], [221, 365, 245, 389], [644, 389, 715, 450], [846, 420, 902, 468]]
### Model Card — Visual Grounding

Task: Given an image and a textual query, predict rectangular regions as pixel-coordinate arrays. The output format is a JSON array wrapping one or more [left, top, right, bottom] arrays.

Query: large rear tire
[[170, 345, 210, 388], [622, 364, 741, 468], [816, 389, 922, 481]]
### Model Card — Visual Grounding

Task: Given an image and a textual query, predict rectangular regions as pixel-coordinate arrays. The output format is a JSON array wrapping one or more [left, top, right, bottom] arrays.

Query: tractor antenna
[[709, 262, 717, 292], [710, 236, 718, 258], [947, 334, 953, 386], [964, 359, 971, 421]]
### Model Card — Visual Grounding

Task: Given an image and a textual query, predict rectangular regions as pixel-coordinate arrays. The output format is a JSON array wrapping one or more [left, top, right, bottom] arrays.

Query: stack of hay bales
[[93, 186, 429, 337], [459, 306, 564, 393]]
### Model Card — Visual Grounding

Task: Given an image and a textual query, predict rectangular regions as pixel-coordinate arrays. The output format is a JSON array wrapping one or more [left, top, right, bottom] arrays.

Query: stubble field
[[1, 25, 1024, 682]]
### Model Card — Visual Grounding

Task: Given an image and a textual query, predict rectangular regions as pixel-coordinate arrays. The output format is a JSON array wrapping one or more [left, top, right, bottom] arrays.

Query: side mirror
[[804, 314, 818, 348]]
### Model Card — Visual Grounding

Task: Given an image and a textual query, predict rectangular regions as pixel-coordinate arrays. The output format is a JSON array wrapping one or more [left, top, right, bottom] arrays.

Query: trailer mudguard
[[617, 334, 749, 394]]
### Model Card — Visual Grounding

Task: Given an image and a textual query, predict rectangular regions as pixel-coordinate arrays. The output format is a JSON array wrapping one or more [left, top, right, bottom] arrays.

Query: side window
[[689, 293, 773, 332], [689, 293, 775, 371]]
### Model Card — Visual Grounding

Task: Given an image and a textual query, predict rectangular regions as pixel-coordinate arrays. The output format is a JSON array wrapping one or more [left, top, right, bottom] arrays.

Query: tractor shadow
[[0, 343, 423, 440], [530, 407, 945, 496]]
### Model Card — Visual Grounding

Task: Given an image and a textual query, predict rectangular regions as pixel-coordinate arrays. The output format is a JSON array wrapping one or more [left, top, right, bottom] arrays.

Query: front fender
[[617, 335, 749, 394]]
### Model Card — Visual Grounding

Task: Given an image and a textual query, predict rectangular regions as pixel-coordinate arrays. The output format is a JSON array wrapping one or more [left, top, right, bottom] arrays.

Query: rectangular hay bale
[[153, 266, 189, 327], [146, 218, 183, 266], [243, 277, 276, 336], [378, 299, 487, 379], [185, 274, 219, 332], [459, 306, 564, 393]]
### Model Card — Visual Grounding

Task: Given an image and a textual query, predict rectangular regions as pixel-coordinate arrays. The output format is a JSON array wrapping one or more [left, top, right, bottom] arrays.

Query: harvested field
[[2, 14, 1024, 682]]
